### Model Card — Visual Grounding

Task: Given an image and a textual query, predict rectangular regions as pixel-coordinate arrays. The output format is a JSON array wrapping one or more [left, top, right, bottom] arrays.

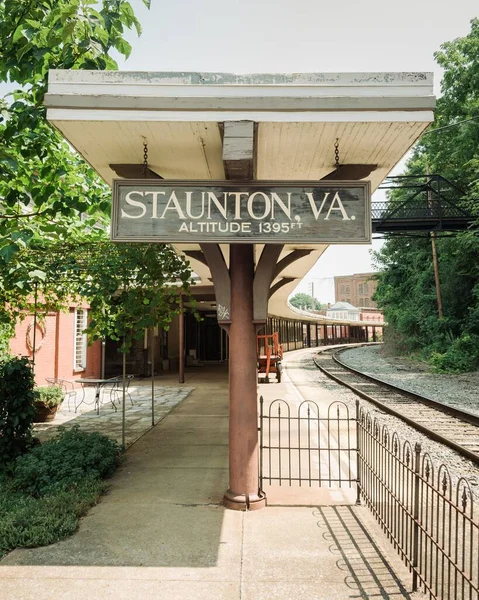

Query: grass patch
[[0, 426, 120, 559]]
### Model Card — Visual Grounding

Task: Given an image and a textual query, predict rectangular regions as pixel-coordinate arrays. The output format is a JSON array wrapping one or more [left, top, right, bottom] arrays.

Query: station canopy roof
[[45, 70, 435, 324]]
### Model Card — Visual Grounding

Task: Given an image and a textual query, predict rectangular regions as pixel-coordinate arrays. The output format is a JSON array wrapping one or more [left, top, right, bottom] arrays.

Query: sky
[[115, 0, 477, 302]]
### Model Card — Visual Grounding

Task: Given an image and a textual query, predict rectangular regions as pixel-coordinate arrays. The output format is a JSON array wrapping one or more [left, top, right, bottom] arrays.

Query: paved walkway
[[0, 352, 425, 599]]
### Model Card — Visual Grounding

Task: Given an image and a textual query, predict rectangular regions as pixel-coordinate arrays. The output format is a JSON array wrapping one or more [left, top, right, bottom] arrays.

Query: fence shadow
[[315, 505, 413, 599]]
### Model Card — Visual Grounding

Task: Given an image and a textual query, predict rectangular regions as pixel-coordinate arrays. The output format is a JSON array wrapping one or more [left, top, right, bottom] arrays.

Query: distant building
[[359, 307, 384, 324], [326, 301, 360, 321], [334, 273, 379, 308]]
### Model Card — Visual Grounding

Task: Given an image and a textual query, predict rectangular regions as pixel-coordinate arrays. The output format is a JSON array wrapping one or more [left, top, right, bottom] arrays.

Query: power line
[[422, 115, 479, 136]]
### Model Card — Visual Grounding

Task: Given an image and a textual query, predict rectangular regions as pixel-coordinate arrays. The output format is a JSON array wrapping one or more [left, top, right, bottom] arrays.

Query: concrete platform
[[0, 353, 425, 599]]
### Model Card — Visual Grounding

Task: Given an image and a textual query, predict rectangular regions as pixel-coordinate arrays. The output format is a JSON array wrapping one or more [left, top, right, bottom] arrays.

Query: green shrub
[[0, 426, 121, 557], [0, 357, 36, 467], [0, 476, 105, 558], [12, 425, 120, 497], [34, 386, 64, 408], [430, 333, 479, 373]]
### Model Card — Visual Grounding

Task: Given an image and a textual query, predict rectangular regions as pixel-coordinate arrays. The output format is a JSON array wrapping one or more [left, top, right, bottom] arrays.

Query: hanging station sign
[[111, 180, 371, 244]]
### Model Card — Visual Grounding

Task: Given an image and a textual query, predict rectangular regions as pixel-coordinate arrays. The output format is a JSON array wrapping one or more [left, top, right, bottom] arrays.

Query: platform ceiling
[[45, 70, 435, 323]]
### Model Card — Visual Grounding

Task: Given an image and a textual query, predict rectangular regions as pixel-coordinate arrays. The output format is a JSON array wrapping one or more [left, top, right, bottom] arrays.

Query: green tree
[[0, 0, 197, 352], [373, 18, 479, 371], [1, 236, 193, 353], [289, 293, 322, 311], [0, 0, 150, 296]]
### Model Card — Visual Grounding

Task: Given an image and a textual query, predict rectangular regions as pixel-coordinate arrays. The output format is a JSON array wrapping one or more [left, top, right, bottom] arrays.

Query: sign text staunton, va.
[[111, 180, 371, 244]]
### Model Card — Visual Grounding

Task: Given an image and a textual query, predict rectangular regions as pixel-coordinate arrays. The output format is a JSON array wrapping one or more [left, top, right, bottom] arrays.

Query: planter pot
[[33, 403, 59, 423]]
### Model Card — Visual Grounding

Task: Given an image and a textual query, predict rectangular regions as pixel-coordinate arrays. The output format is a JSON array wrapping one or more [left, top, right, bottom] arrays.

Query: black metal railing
[[357, 407, 478, 599], [371, 200, 468, 221], [371, 174, 475, 232], [259, 397, 358, 495], [259, 398, 479, 599]]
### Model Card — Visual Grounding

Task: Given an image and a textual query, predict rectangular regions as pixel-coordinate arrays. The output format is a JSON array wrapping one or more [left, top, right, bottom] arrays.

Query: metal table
[[75, 378, 120, 414]]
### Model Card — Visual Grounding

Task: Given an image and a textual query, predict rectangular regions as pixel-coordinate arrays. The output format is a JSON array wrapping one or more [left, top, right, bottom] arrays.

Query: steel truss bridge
[[371, 174, 476, 233]]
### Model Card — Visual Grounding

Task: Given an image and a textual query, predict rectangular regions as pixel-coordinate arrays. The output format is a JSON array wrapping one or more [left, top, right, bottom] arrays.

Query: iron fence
[[357, 407, 478, 599], [259, 396, 359, 494], [259, 398, 479, 599]]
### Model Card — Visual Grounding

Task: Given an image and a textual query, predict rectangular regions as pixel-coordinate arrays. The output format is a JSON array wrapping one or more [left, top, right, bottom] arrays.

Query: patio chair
[[45, 378, 79, 412], [100, 376, 123, 411], [104, 375, 135, 410]]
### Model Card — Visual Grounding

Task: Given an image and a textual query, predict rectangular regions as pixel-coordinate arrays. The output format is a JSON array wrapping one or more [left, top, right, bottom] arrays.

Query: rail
[[313, 348, 479, 465], [372, 174, 475, 232]]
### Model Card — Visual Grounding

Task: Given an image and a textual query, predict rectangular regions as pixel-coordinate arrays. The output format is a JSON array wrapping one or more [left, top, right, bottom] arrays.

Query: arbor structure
[[373, 19, 479, 371]]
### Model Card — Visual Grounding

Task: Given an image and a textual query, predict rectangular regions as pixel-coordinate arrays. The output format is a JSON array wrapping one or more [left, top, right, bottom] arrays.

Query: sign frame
[[111, 179, 372, 245]]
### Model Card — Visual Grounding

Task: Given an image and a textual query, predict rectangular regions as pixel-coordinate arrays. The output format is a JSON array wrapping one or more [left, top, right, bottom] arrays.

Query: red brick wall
[[9, 304, 101, 387]]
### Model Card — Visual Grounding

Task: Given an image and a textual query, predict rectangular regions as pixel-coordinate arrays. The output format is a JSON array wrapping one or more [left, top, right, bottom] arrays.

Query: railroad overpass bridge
[[372, 174, 476, 233]]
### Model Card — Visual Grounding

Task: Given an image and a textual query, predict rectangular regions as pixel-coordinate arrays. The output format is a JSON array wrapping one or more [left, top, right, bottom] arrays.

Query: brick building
[[334, 273, 379, 308], [9, 301, 102, 387]]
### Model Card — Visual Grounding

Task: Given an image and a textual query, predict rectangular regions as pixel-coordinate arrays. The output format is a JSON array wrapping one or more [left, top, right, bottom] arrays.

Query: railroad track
[[313, 347, 479, 465]]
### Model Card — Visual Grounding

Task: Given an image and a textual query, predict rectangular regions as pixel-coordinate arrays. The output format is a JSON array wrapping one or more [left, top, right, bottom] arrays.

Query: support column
[[223, 244, 266, 510], [179, 294, 184, 384]]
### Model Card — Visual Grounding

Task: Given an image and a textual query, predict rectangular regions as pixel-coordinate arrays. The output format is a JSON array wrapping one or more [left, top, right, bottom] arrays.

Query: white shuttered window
[[74, 309, 88, 370]]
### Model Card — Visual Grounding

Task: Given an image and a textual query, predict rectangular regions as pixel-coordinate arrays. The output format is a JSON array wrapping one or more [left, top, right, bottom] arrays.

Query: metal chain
[[334, 138, 340, 167], [142, 140, 149, 178]]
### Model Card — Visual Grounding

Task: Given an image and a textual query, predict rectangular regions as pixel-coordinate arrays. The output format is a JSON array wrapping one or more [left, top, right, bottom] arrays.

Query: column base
[[222, 489, 267, 511]]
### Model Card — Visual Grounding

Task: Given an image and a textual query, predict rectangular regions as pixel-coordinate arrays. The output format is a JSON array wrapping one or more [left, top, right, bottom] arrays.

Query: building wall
[[359, 308, 384, 323], [334, 273, 379, 308], [326, 309, 360, 321], [9, 303, 101, 387]]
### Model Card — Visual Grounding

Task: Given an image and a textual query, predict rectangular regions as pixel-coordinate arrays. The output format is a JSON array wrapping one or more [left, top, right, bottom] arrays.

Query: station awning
[[45, 70, 435, 319]]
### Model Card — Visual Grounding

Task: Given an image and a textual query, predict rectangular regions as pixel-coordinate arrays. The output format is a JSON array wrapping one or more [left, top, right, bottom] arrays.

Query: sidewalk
[[0, 354, 423, 599]]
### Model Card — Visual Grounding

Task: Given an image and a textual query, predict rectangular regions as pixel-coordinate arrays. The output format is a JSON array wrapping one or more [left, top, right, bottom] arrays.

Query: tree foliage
[[0, 356, 36, 466], [0, 1, 196, 351], [0, 0, 150, 288], [1, 235, 193, 352], [373, 19, 479, 371], [289, 293, 322, 311]]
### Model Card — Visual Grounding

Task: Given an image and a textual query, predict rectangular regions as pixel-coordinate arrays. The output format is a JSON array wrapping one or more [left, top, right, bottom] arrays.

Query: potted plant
[[33, 386, 64, 422]]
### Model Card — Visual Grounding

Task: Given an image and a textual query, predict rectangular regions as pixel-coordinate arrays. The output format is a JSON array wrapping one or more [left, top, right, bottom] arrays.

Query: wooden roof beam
[[109, 164, 163, 179], [269, 277, 296, 299], [273, 249, 314, 279], [183, 250, 208, 268], [222, 121, 254, 180]]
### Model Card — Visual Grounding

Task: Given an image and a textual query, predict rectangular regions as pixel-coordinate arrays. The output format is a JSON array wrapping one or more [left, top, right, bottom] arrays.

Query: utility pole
[[427, 164, 444, 319]]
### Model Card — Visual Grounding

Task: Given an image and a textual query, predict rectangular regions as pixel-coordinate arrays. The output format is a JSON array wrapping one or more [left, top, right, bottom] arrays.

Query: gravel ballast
[[339, 345, 479, 416], [286, 346, 479, 498]]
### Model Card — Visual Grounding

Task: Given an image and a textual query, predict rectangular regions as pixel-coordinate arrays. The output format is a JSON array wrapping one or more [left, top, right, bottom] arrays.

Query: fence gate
[[259, 396, 359, 501]]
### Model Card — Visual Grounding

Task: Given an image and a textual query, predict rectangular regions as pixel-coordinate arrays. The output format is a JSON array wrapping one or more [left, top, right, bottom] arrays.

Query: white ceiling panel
[[256, 121, 427, 190], [54, 120, 225, 184]]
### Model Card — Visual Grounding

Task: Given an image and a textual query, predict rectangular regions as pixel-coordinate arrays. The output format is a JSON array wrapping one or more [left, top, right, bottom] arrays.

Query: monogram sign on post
[[111, 180, 371, 244]]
